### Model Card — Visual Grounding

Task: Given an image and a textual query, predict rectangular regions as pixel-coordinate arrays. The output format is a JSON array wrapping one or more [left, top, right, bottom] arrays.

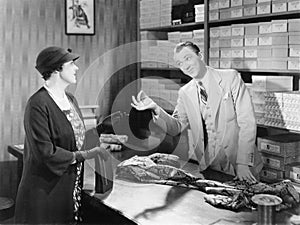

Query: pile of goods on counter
[[116, 153, 300, 211]]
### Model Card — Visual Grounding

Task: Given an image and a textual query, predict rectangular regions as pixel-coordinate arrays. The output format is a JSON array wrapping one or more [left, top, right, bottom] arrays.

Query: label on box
[[261, 142, 281, 154]]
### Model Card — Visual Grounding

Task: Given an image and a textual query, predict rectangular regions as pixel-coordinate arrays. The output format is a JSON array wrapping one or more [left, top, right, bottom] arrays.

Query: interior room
[[0, 0, 300, 224]]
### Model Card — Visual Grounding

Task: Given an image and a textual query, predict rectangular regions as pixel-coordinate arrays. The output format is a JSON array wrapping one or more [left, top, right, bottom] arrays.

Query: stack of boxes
[[208, 0, 300, 21], [194, 4, 205, 22], [141, 77, 180, 111], [258, 134, 300, 183], [140, 0, 172, 28], [250, 75, 293, 125], [209, 19, 300, 71], [140, 29, 205, 68]]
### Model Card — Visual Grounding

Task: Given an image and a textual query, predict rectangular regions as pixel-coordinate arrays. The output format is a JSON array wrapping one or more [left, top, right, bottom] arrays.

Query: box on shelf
[[261, 152, 300, 171], [288, 19, 300, 32], [209, 0, 219, 10], [271, 33, 288, 45], [245, 24, 259, 35], [219, 9, 231, 20], [272, 0, 287, 13], [244, 59, 257, 69], [209, 10, 219, 21], [257, 2, 271, 14], [258, 0, 271, 2], [258, 134, 300, 157], [210, 27, 220, 38], [259, 35, 272, 45], [219, 0, 230, 9], [257, 46, 272, 58], [285, 163, 300, 184], [210, 38, 220, 48], [243, 0, 257, 5], [220, 48, 232, 58], [231, 6, 243, 18], [289, 45, 300, 57], [259, 22, 272, 34], [271, 58, 288, 70], [245, 35, 258, 46], [272, 20, 288, 33], [209, 59, 220, 68], [244, 47, 258, 58], [243, 4, 257, 16], [288, 0, 300, 11], [288, 57, 300, 70], [257, 58, 272, 69], [219, 38, 231, 47], [231, 37, 244, 47], [209, 48, 220, 58], [219, 26, 232, 37], [231, 48, 244, 58], [231, 24, 245, 36], [272, 46, 288, 58], [260, 167, 285, 182], [231, 59, 244, 69], [252, 75, 293, 91], [289, 32, 300, 45], [219, 59, 232, 68], [231, 0, 243, 7]]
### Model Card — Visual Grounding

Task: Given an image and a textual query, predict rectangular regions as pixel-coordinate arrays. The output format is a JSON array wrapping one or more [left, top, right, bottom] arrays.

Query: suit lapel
[[207, 67, 223, 123]]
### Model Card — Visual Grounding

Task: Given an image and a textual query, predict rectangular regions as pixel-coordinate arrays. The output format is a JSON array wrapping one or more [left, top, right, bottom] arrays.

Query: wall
[[0, 0, 138, 199]]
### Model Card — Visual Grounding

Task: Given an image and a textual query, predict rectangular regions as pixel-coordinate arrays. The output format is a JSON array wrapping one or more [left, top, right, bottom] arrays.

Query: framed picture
[[65, 0, 95, 35]]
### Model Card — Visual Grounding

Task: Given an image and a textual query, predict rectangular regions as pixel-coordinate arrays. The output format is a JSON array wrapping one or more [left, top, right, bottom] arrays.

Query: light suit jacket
[[156, 66, 263, 172]]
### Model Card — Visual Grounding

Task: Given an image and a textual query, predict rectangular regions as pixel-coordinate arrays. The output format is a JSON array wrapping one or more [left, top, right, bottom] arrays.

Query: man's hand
[[131, 90, 160, 115], [235, 164, 257, 183]]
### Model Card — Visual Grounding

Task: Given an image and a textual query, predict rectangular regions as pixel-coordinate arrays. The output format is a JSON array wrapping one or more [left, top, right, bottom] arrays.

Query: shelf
[[140, 21, 204, 32], [208, 10, 300, 27], [257, 124, 300, 135], [141, 67, 300, 75]]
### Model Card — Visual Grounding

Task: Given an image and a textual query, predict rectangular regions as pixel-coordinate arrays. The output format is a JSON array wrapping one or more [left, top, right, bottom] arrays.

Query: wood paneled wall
[[0, 0, 138, 198]]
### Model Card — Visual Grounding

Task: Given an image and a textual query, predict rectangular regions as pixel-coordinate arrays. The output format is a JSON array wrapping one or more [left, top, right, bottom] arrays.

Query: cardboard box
[[288, 57, 300, 70], [231, 37, 244, 47], [289, 32, 300, 45], [231, 0, 243, 7], [220, 48, 232, 58], [209, 10, 219, 21], [219, 38, 231, 47], [244, 59, 257, 69], [288, 0, 300, 11], [252, 75, 293, 91], [219, 0, 230, 8], [220, 26, 232, 37], [259, 35, 272, 45], [219, 9, 231, 19], [219, 59, 232, 68], [245, 35, 258, 46], [259, 22, 272, 34], [244, 47, 258, 58], [271, 33, 288, 45], [209, 48, 220, 58], [257, 58, 272, 69], [257, 2, 271, 14], [210, 28, 220, 38], [231, 25, 245, 36], [285, 163, 300, 184], [289, 45, 300, 57], [231, 48, 244, 58], [210, 38, 220, 48], [260, 167, 285, 182], [272, 0, 287, 13], [257, 46, 272, 58], [243, 0, 257, 5], [231, 60, 244, 68], [244, 4, 257, 16], [245, 24, 259, 35], [231, 6, 243, 17], [272, 20, 288, 33], [272, 46, 288, 58], [261, 153, 300, 171], [272, 58, 288, 70], [288, 19, 300, 32], [209, 0, 219, 10], [209, 59, 219, 68]]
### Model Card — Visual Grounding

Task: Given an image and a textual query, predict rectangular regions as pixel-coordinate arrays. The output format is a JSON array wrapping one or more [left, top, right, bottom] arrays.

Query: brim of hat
[[63, 52, 80, 63]]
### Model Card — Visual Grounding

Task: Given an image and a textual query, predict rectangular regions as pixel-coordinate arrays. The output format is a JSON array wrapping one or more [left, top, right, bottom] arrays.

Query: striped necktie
[[198, 81, 208, 105]]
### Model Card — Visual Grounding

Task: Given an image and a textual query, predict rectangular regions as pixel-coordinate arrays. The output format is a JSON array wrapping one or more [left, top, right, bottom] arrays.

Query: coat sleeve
[[154, 89, 190, 136], [230, 71, 257, 166], [24, 101, 75, 176]]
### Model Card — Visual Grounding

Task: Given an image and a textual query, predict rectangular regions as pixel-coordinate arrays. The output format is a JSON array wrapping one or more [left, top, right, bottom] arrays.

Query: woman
[[14, 46, 121, 224]]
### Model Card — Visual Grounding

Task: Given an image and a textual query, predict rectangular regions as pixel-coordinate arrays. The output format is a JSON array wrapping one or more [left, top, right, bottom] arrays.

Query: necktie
[[198, 82, 208, 105]]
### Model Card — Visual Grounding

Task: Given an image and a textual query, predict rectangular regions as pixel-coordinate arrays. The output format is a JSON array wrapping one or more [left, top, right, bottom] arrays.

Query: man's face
[[174, 47, 203, 79]]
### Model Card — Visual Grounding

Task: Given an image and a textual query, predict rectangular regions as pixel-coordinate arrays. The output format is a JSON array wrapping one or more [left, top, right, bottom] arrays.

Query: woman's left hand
[[99, 134, 128, 152], [235, 164, 257, 183]]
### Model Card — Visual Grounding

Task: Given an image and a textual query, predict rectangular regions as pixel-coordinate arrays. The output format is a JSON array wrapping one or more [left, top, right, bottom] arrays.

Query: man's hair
[[174, 41, 200, 55]]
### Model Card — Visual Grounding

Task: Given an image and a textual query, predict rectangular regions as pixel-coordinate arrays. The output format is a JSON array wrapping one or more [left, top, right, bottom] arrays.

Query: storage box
[[260, 167, 285, 182], [288, 19, 300, 32], [257, 2, 271, 14], [289, 45, 300, 57], [209, 59, 219, 68], [257, 46, 272, 58], [285, 163, 300, 184], [209, 0, 219, 10], [210, 38, 220, 48], [259, 22, 272, 34], [220, 26, 232, 37], [243, 0, 257, 5], [219, 59, 231, 68], [271, 33, 288, 45], [244, 59, 257, 69], [219, 0, 230, 8], [231, 25, 245, 36], [257, 58, 272, 69], [209, 48, 220, 58], [288, 57, 300, 70], [272, 20, 288, 33], [271, 58, 287, 70], [219, 38, 231, 47], [272, 46, 288, 58], [219, 9, 231, 19], [243, 4, 257, 16], [231, 48, 244, 58], [244, 47, 258, 58], [289, 32, 300, 45], [245, 24, 259, 35], [220, 48, 232, 58], [209, 10, 219, 21], [231, 0, 243, 7], [252, 75, 293, 91], [261, 152, 300, 171], [288, 0, 300, 11], [245, 35, 258, 46], [231, 60, 244, 68], [210, 28, 220, 38], [259, 35, 272, 45], [231, 6, 243, 18], [272, 0, 287, 13], [231, 37, 244, 47]]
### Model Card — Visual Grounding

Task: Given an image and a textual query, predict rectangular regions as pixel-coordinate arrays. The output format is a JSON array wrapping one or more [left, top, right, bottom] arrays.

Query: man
[[132, 41, 263, 183]]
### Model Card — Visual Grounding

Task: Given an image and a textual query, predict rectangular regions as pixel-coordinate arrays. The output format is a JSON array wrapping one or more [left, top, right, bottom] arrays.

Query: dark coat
[[15, 87, 84, 224]]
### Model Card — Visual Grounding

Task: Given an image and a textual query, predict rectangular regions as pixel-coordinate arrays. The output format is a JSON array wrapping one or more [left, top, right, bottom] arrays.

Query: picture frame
[[65, 0, 95, 35]]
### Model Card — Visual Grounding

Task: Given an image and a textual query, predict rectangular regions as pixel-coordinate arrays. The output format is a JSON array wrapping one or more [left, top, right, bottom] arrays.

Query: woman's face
[[60, 60, 79, 84]]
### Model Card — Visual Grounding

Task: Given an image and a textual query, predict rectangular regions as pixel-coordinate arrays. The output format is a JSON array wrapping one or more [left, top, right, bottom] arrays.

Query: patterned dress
[[64, 102, 86, 223]]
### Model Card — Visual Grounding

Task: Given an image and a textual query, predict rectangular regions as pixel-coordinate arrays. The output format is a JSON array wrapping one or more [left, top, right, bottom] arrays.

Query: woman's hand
[[99, 134, 128, 152], [131, 90, 160, 115], [235, 164, 257, 183]]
